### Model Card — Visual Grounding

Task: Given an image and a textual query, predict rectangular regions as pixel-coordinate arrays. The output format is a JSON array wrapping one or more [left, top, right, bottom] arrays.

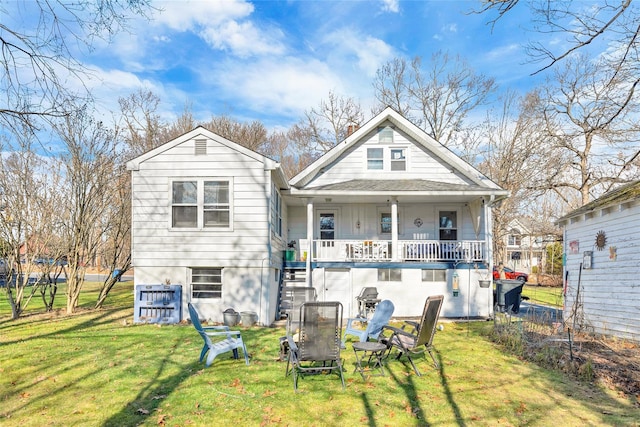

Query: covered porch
[[312, 239, 487, 263]]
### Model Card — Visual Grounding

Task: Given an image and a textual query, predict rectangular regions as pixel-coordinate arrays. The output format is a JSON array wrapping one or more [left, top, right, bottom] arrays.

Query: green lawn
[[522, 285, 564, 307], [1, 282, 637, 426]]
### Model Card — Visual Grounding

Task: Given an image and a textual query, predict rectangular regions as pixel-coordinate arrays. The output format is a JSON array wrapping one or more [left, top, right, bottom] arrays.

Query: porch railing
[[312, 239, 486, 263]]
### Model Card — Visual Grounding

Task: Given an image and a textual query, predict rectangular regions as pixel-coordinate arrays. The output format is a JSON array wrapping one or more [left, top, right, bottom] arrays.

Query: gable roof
[[126, 126, 288, 188], [126, 126, 278, 170], [556, 180, 640, 226], [288, 106, 507, 199]]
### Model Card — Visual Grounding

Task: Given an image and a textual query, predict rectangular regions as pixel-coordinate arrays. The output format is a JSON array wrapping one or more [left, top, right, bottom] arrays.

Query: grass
[[522, 285, 564, 307], [1, 283, 638, 426]]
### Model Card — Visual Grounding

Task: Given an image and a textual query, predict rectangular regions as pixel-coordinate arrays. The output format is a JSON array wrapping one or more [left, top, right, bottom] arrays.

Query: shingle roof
[[305, 179, 487, 192], [557, 180, 640, 222]]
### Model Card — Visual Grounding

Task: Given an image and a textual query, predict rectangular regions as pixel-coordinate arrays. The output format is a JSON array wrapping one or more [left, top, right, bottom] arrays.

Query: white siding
[[305, 126, 472, 188], [130, 134, 278, 324], [563, 204, 640, 342], [311, 266, 491, 318]]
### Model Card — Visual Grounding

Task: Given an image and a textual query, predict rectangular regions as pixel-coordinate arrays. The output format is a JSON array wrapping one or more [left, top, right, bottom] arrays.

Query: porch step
[[276, 267, 308, 320]]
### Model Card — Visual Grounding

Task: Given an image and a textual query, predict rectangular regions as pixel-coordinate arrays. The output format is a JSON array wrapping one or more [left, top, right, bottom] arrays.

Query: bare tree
[[265, 126, 320, 178], [162, 102, 197, 142], [0, 130, 61, 318], [372, 53, 496, 147], [476, 0, 640, 75], [1, 0, 153, 133], [536, 54, 640, 206], [118, 89, 166, 156], [476, 90, 563, 263], [199, 115, 268, 153], [298, 90, 365, 153], [54, 106, 120, 314], [95, 160, 132, 309]]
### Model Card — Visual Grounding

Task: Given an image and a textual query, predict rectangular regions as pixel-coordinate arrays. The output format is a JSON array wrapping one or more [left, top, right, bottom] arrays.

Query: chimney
[[347, 124, 359, 136]]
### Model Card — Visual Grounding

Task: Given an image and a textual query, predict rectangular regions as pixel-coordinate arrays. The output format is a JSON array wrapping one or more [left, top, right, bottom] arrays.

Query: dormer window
[[378, 127, 393, 143]]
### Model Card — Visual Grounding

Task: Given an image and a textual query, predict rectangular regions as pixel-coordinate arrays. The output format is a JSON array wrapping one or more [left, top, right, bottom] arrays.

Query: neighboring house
[[556, 181, 640, 342], [498, 218, 561, 275], [127, 107, 509, 325]]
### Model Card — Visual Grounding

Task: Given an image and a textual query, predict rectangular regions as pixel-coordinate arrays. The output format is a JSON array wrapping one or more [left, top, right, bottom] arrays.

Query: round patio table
[[352, 341, 386, 379]]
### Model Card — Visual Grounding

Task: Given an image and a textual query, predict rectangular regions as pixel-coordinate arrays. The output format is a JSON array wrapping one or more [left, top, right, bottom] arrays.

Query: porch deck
[[311, 239, 486, 263]]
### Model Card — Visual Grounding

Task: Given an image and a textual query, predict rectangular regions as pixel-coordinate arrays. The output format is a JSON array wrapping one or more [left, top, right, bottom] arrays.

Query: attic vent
[[195, 139, 207, 155]]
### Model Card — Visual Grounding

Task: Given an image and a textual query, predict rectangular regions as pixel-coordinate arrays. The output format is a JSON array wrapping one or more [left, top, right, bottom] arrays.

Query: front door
[[316, 210, 339, 260]]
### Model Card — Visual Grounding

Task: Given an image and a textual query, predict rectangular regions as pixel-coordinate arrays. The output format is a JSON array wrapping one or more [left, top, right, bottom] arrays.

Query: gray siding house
[[556, 181, 640, 342], [128, 107, 509, 325]]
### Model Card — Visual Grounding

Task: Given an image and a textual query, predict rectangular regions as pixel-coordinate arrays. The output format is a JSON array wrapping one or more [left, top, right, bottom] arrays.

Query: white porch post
[[391, 198, 399, 261], [306, 199, 313, 286]]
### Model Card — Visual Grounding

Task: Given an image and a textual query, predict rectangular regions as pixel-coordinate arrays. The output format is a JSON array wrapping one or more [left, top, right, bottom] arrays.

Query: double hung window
[[367, 148, 384, 170], [172, 179, 231, 229]]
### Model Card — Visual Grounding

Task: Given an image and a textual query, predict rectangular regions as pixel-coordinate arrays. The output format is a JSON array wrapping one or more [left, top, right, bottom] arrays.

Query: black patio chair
[[380, 294, 444, 376], [286, 301, 345, 392]]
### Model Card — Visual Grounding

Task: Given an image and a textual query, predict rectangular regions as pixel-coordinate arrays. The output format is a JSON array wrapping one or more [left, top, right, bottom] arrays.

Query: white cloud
[[200, 20, 286, 58], [321, 28, 395, 77], [153, 0, 254, 29], [380, 0, 399, 13], [152, 0, 284, 58], [211, 58, 343, 117]]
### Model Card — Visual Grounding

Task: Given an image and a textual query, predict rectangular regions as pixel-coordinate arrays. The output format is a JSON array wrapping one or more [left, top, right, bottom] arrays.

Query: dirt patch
[[521, 327, 640, 403], [572, 336, 640, 399]]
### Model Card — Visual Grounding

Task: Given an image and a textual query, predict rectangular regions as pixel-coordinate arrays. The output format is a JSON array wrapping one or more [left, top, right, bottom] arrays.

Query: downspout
[[486, 195, 495, 318], [259, 257, 269, 326], [263, 165, 273, 326]]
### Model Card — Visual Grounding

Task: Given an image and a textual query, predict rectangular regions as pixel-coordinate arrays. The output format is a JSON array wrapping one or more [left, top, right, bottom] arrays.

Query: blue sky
[[12, 0, 549, 132]]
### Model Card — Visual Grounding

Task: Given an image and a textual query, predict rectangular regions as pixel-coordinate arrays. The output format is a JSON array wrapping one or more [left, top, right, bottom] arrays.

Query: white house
[[127, 107, 509, 325], [499, 217, 561, 275], [126, 127, 290, 325], [556, 181, 640, 342]]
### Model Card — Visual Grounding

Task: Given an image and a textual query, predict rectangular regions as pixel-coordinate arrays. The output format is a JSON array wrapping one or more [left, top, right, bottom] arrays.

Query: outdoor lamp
[[452, 271, 459, 297]]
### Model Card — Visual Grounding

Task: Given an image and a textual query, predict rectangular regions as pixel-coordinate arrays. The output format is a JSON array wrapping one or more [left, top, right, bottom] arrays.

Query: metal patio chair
[[286, 301, 345, 392], [380, 295, 443, 376]]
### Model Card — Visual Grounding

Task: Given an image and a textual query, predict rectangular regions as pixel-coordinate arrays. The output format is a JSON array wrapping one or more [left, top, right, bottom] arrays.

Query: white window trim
[[366, 147, 384, 170], [390, 146, 408, 171], [169, 177, 233, 231], [377, 206, 402, 235], [437, 207, 461, 241], [271, 182, 282, 237]]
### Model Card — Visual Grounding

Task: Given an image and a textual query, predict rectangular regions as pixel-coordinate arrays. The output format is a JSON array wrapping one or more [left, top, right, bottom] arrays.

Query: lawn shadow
[[381, 349, 464, 426], [100, 350, 194, 427], [0, 307, 130, 346]]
